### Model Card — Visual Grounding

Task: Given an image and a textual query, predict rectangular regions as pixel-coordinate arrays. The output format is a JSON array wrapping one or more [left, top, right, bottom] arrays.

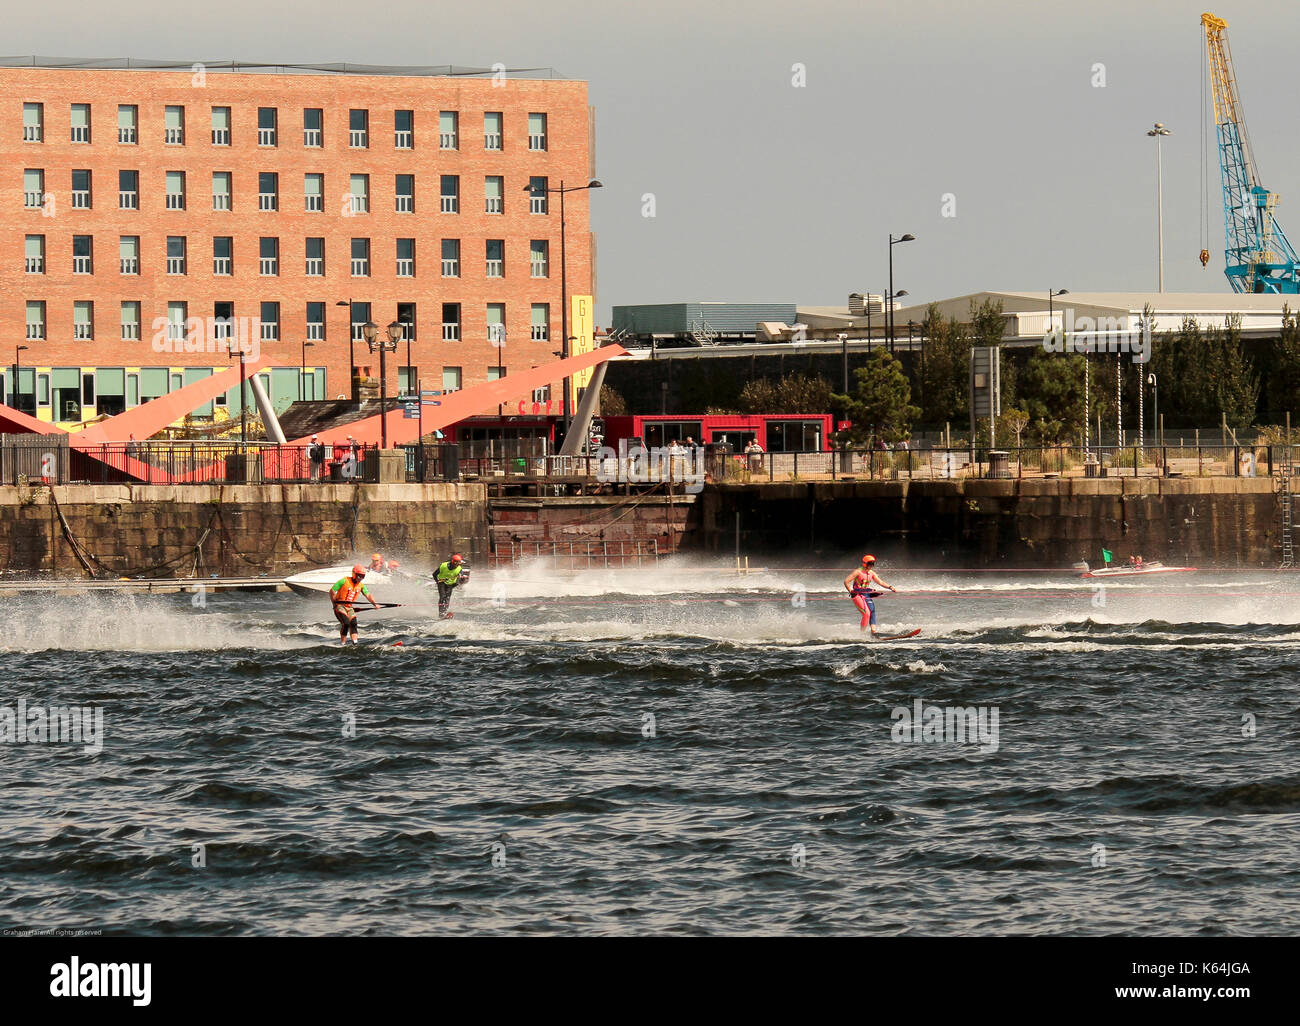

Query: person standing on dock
[[844, 554, 897, 634], [433, 554, 468, 620], [307, 435, 326, 483], [330, 564, 381, 644]]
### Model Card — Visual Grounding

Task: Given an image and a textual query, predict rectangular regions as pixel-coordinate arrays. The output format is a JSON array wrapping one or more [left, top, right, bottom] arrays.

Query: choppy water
[[2, 563, 1300, 936]]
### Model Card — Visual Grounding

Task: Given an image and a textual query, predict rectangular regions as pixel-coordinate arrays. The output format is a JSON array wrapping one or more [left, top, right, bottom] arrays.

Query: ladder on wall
[[1281, 445, 1294, 568]]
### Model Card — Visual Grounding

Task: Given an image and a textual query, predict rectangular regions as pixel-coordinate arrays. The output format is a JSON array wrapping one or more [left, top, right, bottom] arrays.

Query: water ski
[[872, 628, 922, 641]]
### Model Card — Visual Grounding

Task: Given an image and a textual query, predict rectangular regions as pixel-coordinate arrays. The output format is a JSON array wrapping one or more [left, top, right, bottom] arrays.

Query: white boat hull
[[285, 565, 390, 596], [1078, 563, 1196, 579]]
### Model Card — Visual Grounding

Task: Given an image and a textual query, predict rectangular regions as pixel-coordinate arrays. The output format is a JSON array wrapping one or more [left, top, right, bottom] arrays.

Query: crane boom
[[1202, 11, 1300, 293]]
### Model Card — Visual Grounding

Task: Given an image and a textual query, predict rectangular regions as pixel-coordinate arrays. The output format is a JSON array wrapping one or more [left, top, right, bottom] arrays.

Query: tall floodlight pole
[[1147, 123, 1171, 292]]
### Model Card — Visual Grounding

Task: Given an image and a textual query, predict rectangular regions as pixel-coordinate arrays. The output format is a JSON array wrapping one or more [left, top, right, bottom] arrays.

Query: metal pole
[[559, 180, 571, 442], [888, 241, 895, 355], [379, 341, 388, 449], [1157, 135, 1165, 292], [240, 348, 247, 453]]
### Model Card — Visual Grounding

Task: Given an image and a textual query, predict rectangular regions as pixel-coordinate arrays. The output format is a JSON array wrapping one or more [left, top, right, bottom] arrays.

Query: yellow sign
[[569, 294, 595, 405]]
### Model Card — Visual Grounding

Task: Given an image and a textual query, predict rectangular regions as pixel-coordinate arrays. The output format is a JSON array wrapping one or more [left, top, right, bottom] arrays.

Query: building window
[[395, 174, 414, 213], [164, 105, 185, 145], [73, 235, 93, 274], [439, 111, 458, 150], [120, 236, 140, 275], [528, 112, 547, 151], [119, 170, 139, 209], [531, 303, 550, 340], [442, 366, 462, 392], [305, 237, 324, 276], [397, 302, 417, 341], [349, 302, 372, 341], [306, 301, 325, 340], [213, 236, 233, 275], [209, 173, 231, 212], [484, 111, 502, 150], [396, 238, 415, 277], [166, 236, 187, 275], [442, 303, 461, 341], [23, 169, 44, 209], [70, 103, 91, 143], [351, 237, 370, 277], [529, 176, 548, 214], [257, 107, 277, 146], [23, 103, 43, 142], [213, 302, 234, 341], [260, 237, 279, 276], [167, 302, 187, 342], [26, 301, 46, 339], [349, 109, 368, 148], [165, 170, 185, 210], [349, 174, 369, 214], [259, 172, 279, 211], [304, 173, 323, 211], [530, 240, 549, 278], [395, 109, 413, 149], [25, 235, 44, 274], [212, 106, 231, 145], [117, 104, 137, 143], [72, 169, 92, 209], [440, 175, 459, 214], [260, 302, 280, 341], [73, 301, 93, 340], [485, 175, 503, 214], [304, 108, 323, 147], [487, 303, 505, 343], [441, 238, 460, 277], [121, 301, 141, 340], [486, 239, 504, 278]]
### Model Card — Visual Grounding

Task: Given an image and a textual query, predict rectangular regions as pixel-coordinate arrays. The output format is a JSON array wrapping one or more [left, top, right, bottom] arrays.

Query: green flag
[[1101, 548, 1113, 564]]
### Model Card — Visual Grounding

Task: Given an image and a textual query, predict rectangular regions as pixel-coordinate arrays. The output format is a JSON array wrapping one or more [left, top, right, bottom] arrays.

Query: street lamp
[[1146, 122, 1171, 292], [886, 289, 908, 348], [13, 345, 29, 413], [364, 320, 401, 450], [301, 341, 315, 402], [837, 333, 849, 392], [524, 177, 602, 442], [227, 340, 248, 451], [888, 233, 915, 354], [1048, 288, 1069, 330], [335, 299, 355, 400]]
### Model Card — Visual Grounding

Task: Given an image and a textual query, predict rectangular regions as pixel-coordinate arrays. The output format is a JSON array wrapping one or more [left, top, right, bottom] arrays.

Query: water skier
[[330, 564, 381, 644], [432, 553, 468, 620], [844, 554, 897, 635]]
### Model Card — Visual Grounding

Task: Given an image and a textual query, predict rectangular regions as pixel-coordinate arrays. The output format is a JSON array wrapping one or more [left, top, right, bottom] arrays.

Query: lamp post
[[335, 299, 354, 400], [1048, 288, 1069, 331], [301, 341, 315, 402], [13, 345, 28, 413], [524, 177, 602, 443], [888, 233, 915, 354], [227, 340, 247, 452], [1146, 122, 1171, 292], [885, 289, 908, 351], [363, 320, 401, 449]]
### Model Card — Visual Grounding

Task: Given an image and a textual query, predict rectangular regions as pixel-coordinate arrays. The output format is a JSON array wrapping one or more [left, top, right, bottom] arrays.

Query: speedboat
[[284, 565, 390, 596], [1077, 561, 1196, 579]]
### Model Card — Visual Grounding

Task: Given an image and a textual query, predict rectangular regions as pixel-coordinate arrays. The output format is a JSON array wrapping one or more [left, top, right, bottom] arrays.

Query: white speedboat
[[1078, 561, 1196, 579], [284, 565, 390, 596]]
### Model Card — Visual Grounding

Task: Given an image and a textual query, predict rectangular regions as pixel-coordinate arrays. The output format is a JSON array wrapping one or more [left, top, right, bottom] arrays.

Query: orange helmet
[[371, 553, 382, 562], [450, 553, 464, 564], [352, 564, 366, 577], [862, 554, 876, 565]]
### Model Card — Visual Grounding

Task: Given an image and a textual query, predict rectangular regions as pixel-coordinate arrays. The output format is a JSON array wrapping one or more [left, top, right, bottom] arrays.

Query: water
[[3, 563, 1300, 936]]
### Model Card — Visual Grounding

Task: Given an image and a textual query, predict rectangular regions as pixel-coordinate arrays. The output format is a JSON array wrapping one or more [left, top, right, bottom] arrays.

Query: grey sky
[[9, 0, 1300, 322]]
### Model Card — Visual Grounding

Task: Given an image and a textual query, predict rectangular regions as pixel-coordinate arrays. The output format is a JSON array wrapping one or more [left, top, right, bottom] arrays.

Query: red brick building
[[0, 60, 595, 427]]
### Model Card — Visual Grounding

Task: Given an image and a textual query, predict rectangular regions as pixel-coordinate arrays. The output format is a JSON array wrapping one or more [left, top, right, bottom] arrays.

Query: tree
[[969, 298, 1015, 407], [1262, 305, 1300, 423], [598, 385, 628, 416], [919, 304, 970, 425], [831, 349, 920, 445], [738, 374, 834, 414], [1018, 346, 1086, 440], [1208, 313, 1260, 433]]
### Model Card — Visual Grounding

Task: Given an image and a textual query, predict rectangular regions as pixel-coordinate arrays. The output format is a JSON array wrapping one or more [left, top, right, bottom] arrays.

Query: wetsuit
[[330, 576, 371, 639], [848, 569, 885, 630]]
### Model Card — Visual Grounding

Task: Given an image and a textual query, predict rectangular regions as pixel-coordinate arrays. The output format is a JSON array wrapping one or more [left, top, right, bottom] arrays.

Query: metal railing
[[488, 539, 660, 569]]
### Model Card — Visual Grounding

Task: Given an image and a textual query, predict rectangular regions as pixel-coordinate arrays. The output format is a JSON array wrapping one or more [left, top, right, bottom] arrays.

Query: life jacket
[[435, 561, 464, 585], [332, 576, 368, 604]]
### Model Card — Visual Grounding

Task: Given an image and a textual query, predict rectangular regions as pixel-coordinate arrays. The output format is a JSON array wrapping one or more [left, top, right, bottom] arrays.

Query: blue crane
[[1202, 12, 1300, 293]]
